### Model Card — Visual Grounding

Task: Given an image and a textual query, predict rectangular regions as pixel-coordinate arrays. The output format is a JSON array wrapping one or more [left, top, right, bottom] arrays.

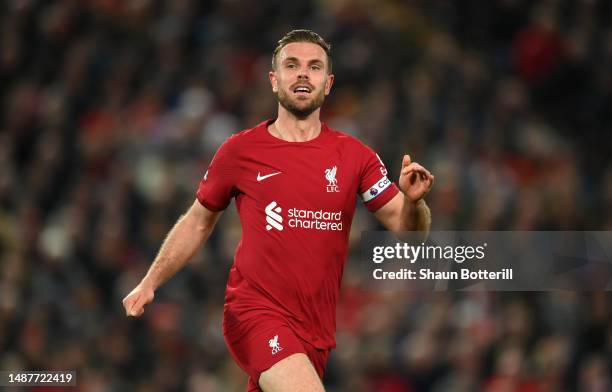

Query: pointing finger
[[402, 155, 411, 167]]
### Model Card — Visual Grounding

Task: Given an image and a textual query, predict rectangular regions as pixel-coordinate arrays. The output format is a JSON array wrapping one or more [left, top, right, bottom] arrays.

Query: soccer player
[[122, 29, 434, 392]]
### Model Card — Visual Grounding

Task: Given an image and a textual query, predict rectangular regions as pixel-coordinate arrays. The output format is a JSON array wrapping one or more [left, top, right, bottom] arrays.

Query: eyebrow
[[283, 57, 325, 65]]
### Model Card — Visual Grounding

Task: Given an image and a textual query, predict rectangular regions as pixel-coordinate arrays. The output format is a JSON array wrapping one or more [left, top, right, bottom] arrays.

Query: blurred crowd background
[[1, 0, 611, 391]]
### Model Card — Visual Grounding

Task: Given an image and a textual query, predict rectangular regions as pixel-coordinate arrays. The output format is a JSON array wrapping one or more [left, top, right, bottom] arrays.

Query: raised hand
[[398, 154, 434, 203]]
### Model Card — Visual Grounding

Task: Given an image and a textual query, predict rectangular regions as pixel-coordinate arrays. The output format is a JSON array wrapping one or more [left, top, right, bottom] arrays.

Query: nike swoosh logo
[[257, 172, 282, 182]]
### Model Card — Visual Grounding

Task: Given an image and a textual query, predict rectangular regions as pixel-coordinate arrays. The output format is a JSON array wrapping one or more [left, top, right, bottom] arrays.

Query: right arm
[[122, 200, 222, 317]]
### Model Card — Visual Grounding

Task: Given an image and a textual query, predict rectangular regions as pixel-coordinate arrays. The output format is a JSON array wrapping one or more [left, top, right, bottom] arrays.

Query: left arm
[[374, 155, 434, 235]]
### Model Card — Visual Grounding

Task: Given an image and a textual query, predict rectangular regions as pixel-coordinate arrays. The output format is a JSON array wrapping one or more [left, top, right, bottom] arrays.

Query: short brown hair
[[272, 29, 332, 73]]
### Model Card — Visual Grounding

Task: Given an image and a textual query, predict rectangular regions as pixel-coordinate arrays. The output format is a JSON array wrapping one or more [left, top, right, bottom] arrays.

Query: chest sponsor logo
[[265, 201, 283, 231], [325, 166, 340, 192], [265, 201, 343, 231]]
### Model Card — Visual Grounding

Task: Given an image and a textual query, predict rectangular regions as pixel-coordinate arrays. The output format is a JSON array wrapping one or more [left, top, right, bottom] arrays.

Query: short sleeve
[[358, 145, 400, 212], [196, 138, 238, 211]]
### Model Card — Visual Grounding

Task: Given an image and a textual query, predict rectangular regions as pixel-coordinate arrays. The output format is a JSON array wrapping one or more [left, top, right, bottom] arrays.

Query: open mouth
[[293, 85, 312, 96]]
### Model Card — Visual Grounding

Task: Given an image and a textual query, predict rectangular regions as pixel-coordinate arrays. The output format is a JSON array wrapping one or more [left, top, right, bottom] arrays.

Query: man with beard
[[122, 30, 434, 391]]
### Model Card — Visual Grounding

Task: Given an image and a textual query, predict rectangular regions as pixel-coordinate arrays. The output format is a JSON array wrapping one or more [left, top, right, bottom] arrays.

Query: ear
[[324, 73, 334, 96], [269, 70, 278, 93]]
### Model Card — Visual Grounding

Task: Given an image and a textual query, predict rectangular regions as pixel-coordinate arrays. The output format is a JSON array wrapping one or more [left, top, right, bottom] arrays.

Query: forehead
[[278, 42, 327, 64]]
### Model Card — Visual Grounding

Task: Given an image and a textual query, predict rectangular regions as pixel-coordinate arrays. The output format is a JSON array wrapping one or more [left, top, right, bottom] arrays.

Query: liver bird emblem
[[325, 166, 338, 186]]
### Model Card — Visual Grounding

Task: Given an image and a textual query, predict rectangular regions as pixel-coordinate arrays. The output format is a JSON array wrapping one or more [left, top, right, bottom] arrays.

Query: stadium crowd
[[1, 0, 611, 390]]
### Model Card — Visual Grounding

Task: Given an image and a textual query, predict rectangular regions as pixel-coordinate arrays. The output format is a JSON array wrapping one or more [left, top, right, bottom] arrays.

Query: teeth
[[295, 87, 310, 93]]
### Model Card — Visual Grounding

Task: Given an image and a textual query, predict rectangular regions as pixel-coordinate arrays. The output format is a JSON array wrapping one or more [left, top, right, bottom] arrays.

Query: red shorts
[[223, 316, 330, 391]]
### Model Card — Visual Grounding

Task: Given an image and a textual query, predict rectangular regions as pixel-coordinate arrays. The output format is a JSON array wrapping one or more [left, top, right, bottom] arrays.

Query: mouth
[[292, 85, 313, 97]]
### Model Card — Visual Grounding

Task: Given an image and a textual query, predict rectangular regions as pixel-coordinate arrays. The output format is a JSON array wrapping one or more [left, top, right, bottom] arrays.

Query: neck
[[270, 106, 322, 142]]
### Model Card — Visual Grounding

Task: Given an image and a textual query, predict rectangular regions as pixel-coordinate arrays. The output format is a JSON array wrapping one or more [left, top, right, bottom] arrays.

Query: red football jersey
[[196, 119, 399, 349]]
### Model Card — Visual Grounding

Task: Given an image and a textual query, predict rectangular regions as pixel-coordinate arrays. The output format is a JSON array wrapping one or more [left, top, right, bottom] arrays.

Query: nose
[[297, 68, 309, 80]]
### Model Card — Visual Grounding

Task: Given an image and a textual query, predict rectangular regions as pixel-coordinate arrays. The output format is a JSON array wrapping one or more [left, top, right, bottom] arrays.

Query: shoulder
[[218, 120, 267, 152], [324, 124, 376, 154]]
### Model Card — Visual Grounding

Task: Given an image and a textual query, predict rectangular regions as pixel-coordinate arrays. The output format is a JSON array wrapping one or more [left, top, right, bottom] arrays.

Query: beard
[[276, 87, 326, 118]]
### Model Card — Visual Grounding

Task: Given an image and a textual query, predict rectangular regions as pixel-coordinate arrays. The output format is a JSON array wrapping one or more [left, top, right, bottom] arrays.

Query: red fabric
[[224, 308, 329, 391], [198, 119, 399, 350]]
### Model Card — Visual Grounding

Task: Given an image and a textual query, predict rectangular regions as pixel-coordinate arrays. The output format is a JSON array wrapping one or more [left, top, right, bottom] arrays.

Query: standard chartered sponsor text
[[288, 208, 343, 231]]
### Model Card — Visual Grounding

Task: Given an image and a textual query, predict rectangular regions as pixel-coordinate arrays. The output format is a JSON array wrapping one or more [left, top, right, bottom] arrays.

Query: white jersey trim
[[360, 176, 392, 202]]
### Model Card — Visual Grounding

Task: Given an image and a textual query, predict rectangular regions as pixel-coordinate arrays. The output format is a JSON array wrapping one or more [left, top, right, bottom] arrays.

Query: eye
[[310, 65, 321, 71], [286, 63, 297, 69]]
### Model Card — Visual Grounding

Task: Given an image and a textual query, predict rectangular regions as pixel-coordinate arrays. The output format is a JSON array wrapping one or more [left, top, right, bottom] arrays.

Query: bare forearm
[[399, 198, 431, 234], [142, 212, 213, 290]]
